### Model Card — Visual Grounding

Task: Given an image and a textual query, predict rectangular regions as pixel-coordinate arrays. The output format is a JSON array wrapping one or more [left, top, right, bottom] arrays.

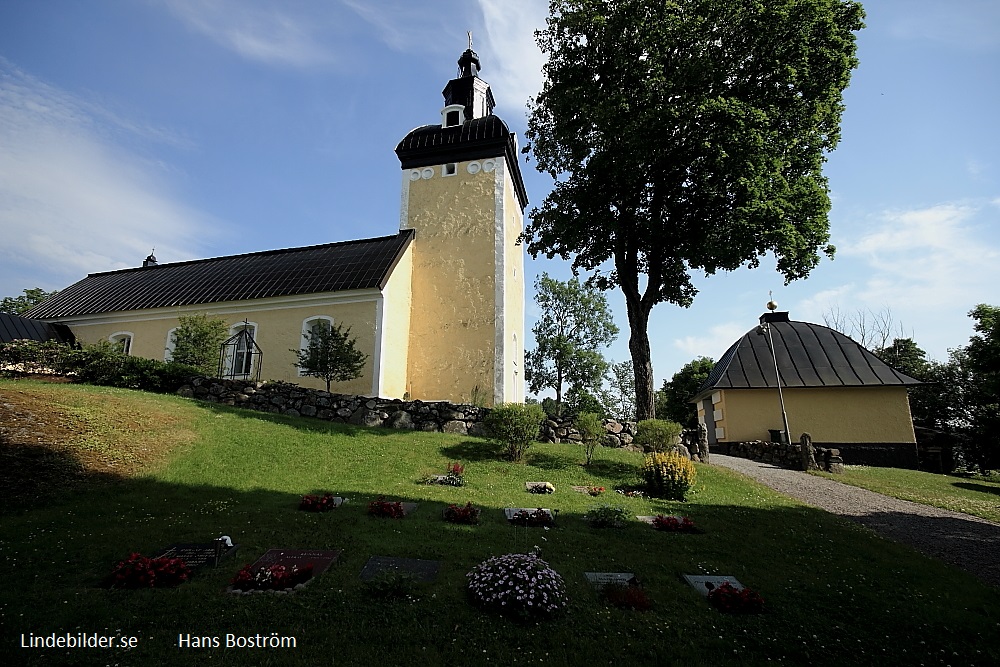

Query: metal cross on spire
[[468, 30, 473, 50]]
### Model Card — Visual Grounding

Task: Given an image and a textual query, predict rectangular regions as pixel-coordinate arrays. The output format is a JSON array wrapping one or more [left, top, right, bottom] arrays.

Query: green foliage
[[292, 321, 367, 392], [0, 339, 79, 377], [467, 383, 489, 407], [563, 384, 609, 418], [634, 419, 683, 453], [607, 359, 635, 421], [363, 571, 422, 600], [0, 287, 58, 315], [642, 451, 696, 500], [169, 314, 228, 376], [525, 273, 617, 416], [73, 341, 199, 392], [582, 503, 629, 528], [964, 304, 1000, 473], [656, 357, 715, 428], [575, 411, 604, 466], [483, 402, 546, 462], [524, 0, 864, 419]]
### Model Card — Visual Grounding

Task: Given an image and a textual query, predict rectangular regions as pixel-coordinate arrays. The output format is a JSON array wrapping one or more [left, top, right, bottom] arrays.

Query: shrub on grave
[[444, 502, 481, 524], [601, 582, 653, 611], [484, 402, 546, 462], [575, 411, 604, 465], [466, 551, 568, 618], [634, 419, 684, 453], [583, 504, 629, 528], [299, 493, 339, 512], [707, 582, 765, 614], [642, 451, 696, 500], [368, 496, 405, 518]]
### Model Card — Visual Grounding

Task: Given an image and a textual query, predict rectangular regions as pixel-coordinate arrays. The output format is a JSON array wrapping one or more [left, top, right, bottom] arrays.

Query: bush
[[575, 412, 604, 465], [634, 419, 684, 452], [443, 502, 481, 524], [466, 551, 568, 618], [72, 342, 199, 393], [363, 571, 421, 600], [583, 504, 629, 528], [483, 402, 546, 462], [0, 339, 80, 377], [368, 496, 405, 518], [642, 451, 697, 500], [601, 583, 653, 611]]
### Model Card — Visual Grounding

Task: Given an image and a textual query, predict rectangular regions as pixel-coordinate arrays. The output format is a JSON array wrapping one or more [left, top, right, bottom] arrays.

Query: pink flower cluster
[[466, 552, 568, 617], [231, 563, 314, 592]]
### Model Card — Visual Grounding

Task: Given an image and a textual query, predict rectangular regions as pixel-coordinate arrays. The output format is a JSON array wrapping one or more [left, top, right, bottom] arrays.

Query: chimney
[[143, 249, 157, 268]]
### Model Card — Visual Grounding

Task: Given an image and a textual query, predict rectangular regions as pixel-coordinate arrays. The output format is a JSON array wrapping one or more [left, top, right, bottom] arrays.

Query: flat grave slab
[[359, 556, 441, 583], [683, 574, 744, 597], [571, 485, 605, 495], [251, 549, 341, 577], [584, 572, 637, 589], [153, 541, 239, 570], [525, 482, 554, 493], [504, 508, 555, 521]]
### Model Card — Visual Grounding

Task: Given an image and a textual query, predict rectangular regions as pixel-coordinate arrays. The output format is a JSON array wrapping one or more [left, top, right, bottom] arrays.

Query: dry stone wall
[[725, 440, 844, 473], [177, 378, 489, 436]]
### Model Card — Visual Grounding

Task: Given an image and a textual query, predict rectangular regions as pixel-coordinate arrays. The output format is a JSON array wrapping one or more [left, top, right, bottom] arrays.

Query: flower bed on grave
[[105, 553, 192, 589], [507, 508, 555, 527], [707, 582, 765, 614], [368, 496, 405, 518], [443, 502, 481, 525], [231, 562, 314, 592], [651, 515, 698, 533], [299, 493, 342, 512], [466, 550, 568, 618]]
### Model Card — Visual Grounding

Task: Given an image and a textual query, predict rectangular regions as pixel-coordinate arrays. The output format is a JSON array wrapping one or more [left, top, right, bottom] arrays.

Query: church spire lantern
[[442, 35, 494, 124]]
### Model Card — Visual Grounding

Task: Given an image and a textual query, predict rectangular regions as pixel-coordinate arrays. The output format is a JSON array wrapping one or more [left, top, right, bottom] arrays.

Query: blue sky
[[1, 0, 997, 393]]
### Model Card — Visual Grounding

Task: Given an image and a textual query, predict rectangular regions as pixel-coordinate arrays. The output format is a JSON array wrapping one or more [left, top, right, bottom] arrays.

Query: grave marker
[[584, 572, 637, 589], [152, 538, 238, 570], [359, 556, 441, 583], [682, 574, 744, 596], [251, 549, 341, 577]]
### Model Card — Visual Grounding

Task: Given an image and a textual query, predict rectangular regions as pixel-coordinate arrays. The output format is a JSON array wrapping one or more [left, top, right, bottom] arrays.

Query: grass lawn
[[1, 380, 999, 666], [812, 466, 1000, 523]]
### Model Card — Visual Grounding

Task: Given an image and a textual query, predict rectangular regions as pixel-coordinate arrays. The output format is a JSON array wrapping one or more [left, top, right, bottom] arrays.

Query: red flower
[[444, 502, 481, 524], [652, 515, 697, 532], [707, 582, 764, 614], [300, 493, 339, 512], [109, 553, 191, 589], [368, 496, 405, 518]]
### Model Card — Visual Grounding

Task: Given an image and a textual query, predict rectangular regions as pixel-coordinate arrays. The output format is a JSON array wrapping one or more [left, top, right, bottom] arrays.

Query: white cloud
[[475, 0, 547, 121], [0, 61, 216, 292], [673, 322, 747, 359], [160, 0, 338, 67], [888, 1, 1000, 50]]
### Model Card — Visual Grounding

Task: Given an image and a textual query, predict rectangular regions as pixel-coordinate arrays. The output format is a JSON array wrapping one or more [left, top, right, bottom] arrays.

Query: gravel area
[[712, 454, 1000, 588]]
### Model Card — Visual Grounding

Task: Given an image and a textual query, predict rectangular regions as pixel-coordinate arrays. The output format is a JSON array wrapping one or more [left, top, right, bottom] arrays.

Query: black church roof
[[694, 315, 921, 398], [0, 312, 75, 344], [24, 230, 414, 319], [395, 115, 528, 210]]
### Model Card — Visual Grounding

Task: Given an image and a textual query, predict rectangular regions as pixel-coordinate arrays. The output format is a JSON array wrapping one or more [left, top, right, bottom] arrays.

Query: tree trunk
[[625, 295, 655, 421]]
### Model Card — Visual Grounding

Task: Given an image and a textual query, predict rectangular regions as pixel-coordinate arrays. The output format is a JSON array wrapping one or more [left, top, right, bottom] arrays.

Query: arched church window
[[164, 327, 177, 361], [299, 317, 334, 376], [109, 332, 133, 355]]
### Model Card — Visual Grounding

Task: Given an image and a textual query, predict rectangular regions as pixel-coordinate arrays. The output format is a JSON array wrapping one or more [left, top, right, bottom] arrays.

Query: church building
[[24, 47, 528, 405]]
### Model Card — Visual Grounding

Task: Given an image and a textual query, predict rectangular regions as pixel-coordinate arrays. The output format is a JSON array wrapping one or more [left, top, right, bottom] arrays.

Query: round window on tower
[[409, 170, 421, 181], [483, 160, 496, 173], [467, 161, 481, 174], [421, 168, 434, 180]]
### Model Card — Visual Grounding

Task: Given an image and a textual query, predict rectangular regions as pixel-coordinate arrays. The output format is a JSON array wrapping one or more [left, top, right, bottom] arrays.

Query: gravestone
[[504, 508, 555, 521], [525, 482, 554, 493], [153, 538, 238, 570], [250, 549, 341, 577], [584, 572, 637, 589], [359, 556, 441, 583], [682, 574, 744, 597]]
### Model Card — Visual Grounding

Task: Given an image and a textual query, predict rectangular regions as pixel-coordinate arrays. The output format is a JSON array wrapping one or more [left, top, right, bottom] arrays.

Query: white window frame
[[298, 316, 334, 376], [441, 103, 465, 128], [164, 327, 178, 362], [109, 331, 133, 356]]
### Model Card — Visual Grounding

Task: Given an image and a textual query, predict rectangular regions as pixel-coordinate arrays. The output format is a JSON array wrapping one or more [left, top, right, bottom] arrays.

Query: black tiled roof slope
[[0, 312, 75, 344], [697, 320, 922, 394], [24, 230, 414, 319]]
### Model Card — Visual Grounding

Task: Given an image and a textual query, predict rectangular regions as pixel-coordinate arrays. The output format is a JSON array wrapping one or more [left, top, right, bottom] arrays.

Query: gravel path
[[712, 454, 1000, 588]]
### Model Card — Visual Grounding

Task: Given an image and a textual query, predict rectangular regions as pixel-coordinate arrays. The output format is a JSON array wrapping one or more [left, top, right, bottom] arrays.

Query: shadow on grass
[[952, 481, 1000, 496], [581, 459, 641, 481], [194, 400, 457, 439], [526, 450, 576, 471], [439, 440, 505, 462]]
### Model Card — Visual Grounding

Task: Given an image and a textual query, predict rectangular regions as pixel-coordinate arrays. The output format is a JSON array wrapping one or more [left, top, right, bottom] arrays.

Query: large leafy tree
[[292, 322, 367, 392], [964, 304, 1000, 473], [656, 356, 715, 428], [170, 314, 228, 376], [524, 0, 864, 419], [607, 359, 636, 421], [1, 288, 58, 315], [525, 273, 619, 416]]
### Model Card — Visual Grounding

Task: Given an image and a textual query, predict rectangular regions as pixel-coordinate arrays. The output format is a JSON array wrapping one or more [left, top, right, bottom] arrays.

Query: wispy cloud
[[475, 0, 547, 123], [0, 60, 216, 292], [673, 322, 747, 360], [888, 1, 1000, 50], [799, 201, 1000, 358], [160, 0, 338, 67]]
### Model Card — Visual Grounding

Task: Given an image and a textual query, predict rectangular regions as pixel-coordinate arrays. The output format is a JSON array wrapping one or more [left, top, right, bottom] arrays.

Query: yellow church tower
[[395, 44, 528, 405]]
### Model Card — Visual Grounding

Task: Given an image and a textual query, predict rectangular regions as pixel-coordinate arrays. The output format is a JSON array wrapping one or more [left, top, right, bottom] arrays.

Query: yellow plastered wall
[[501, 166, 525, 403], [378, 243, 413, 398], [403, 159, 498, 403], [62, 294, 380, 395], [715, 386, 916, 443]]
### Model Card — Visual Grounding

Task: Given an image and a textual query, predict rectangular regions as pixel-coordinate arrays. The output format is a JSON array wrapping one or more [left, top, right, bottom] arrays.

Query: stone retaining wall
[[177, 377, 489, 436], [538, 416, 639, 449], [721, 440, 844, 473]]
